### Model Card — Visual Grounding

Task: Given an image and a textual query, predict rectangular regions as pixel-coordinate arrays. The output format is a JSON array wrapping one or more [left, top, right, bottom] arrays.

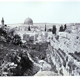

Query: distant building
[[0, 17, 55, 43], [29, 36, 34, 42], [1, 17, 53, 32], [23, 34, 29, 41]]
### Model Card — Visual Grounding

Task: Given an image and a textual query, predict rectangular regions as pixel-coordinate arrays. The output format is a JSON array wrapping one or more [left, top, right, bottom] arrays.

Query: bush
[[12, 34, 22, 45], [1, 49, 33, 76], [0, 28, 7, 38]]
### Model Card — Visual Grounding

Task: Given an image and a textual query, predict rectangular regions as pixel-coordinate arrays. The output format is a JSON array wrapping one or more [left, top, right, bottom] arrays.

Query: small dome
[[24, 17, 33, 25]]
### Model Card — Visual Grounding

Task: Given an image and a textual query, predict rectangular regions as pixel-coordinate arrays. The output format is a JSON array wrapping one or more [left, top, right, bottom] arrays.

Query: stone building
[[23, 34, 29, 41]]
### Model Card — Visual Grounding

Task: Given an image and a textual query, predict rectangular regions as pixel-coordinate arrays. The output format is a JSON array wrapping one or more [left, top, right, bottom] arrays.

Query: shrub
[[12, 34, 22, 45], [48, 29, 52, 32], [1, 49, 33, 76], [0, 28, 7, 38]]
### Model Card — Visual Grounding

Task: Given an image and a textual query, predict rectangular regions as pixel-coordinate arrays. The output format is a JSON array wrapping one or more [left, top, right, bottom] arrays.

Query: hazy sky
[[0, 2, 80, 24]]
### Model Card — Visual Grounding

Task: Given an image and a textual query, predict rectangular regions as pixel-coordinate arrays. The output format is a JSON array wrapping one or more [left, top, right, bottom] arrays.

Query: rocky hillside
[[30, 25, 80, 76], [0, 25, 80, 76]]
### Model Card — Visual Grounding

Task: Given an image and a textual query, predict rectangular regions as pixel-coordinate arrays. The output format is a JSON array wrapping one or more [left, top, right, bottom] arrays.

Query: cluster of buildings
[[1, 17, 78, 44], [0, 17, 53, 43]]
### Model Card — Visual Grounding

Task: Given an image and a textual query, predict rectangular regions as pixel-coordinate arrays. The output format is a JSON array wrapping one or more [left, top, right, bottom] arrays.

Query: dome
[[24, 17, 33, 25]]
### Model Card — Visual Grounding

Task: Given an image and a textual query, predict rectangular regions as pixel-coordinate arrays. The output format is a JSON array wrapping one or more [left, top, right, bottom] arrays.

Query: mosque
[[24, 17, 33, 25]]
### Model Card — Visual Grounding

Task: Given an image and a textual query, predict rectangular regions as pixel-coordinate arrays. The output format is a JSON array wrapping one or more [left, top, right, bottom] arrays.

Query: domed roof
[[24, 17, 33, 25]]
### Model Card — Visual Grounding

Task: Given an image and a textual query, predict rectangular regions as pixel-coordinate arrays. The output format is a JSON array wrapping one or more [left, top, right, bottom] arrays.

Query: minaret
[[1, 17, 4, 27]]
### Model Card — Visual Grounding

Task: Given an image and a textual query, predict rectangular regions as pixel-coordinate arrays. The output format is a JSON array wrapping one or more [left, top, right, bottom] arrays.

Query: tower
[[1, 17, 4, 27]]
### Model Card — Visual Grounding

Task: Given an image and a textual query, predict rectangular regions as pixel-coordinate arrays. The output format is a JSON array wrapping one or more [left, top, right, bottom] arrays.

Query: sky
[[0, 1, 80, 24]]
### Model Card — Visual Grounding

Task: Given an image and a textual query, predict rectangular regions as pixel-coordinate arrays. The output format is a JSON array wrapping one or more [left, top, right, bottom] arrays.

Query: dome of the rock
[[24, 17, 33, 25]]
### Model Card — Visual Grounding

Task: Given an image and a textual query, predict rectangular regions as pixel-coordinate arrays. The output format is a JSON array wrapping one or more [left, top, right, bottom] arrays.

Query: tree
[[45, 24, 46, 31], [52, 25, 56, 34], [6, 29, 15, 43], [12, 34, 22, 45], [7, 28, 15, 38], [64, 24, 67, 30], [59, 24, 67, 32], [0, 28, 7, 38], [59, 25, 64, 32], [28, 26, 31, 31], [1, 49, 33, 76]]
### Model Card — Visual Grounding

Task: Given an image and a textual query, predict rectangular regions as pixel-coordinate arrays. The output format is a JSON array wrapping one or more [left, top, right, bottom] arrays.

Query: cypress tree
[[52, 25, 56, 34], [64, 24, 67, 30], [28, 26, 31, 31], [45, 24, 46, 31]]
